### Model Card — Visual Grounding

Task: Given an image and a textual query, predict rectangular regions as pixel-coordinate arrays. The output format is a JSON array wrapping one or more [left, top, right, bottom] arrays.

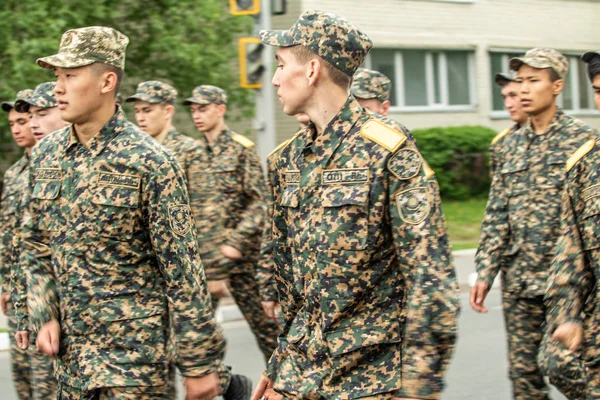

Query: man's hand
[[207, 280, 230, 299], [469, 282, 490, 313], [184, 372, 222, 400], [220, 245, 242, 261], [251, 375, 282, 400], [1, 293, 9, 315], [552, 322, 583, 352], [15, 331, 29, 350], [261, 301, 279, 321], [36, 319, 60, 356]]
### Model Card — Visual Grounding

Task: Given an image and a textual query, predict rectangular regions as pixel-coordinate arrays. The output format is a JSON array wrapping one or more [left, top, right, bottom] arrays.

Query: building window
[[490, 51, 597, 115], [367, 49, 476, 111]]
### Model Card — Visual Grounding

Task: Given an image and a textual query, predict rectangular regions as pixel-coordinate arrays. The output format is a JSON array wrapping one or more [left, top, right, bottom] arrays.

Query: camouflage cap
[[126, 81, 178, 105], [582, 51, 600, 63], [509, 48, 569, 79], [37, 26, 129, 70], [1, 89, 34, 113], [14, 82, 57, 113], [351, 68, 391, 102], [259, 10, 372, 76], [182, 85, 227, 106], [494, 71, 517, 87]]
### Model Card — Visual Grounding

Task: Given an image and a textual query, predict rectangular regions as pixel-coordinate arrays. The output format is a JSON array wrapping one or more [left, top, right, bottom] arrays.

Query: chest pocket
[[212, 157, 240, 193], [580, 198, 600, 250], [321, 184, 369, 251], [501, 159, 529, 197], [91, 186, 140, 240], [32, 180, 63, 232], [279, 185, 299, 246]]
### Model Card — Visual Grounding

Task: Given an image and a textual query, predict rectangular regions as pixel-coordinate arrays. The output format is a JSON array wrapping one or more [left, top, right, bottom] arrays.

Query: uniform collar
[[200, 128, 231, 155], [161, 128, 180, 147], [523, 109, 566, 140], [64, 106, 127, 157]]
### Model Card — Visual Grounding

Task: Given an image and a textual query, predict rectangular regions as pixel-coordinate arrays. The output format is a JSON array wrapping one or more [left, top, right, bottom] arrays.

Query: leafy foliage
[[413, 125, 497, 200]]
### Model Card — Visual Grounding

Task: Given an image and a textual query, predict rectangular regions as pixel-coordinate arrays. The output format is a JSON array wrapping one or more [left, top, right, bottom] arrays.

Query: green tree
[[0, 0, 254, 167]]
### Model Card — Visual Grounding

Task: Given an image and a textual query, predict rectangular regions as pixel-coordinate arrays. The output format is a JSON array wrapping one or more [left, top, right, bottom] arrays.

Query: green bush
[[412, 125, 497, 200]]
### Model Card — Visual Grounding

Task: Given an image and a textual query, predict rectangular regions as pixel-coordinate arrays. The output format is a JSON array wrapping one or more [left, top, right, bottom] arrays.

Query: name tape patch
[[583, 184, 600, 202], [322, 168, 369, 185], [98, 172, 141, 189], [36, 168, 62, 181], [285, 170, 300, 185]]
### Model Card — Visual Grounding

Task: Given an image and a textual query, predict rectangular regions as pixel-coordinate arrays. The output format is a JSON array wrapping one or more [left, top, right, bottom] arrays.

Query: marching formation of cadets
[[0, 9, 599, 400]]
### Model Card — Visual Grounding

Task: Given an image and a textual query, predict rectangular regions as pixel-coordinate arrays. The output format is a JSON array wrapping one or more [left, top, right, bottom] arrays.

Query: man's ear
[[307, 58, 321, 87], [380, 100, 391, 116], [217, 103, 227, 117], [552, 79, 564, 96], [164, 104, 175, 119], [100, 71, 118, 95]]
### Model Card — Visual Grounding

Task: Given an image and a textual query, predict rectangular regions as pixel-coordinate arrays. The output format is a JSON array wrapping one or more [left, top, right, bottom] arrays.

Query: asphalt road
[[0, 289, 568, 399]]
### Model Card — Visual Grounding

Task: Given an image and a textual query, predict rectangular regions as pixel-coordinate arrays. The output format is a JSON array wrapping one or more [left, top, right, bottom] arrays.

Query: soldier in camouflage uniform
[[1, 89, 47, 400], [21, 26, 231, 399], [489, 72, 528, 175], [126, 80, 253, 400], [350, 67, 392, 116], [471, 48, 595, 400], [182, 84, 280, 362], [539, 50, 600, 400], [253, 11, 460, 400]]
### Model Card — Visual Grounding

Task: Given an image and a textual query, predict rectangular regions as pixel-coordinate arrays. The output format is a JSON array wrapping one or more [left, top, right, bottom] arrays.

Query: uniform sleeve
[[256, 155, 279, 302], [545, 187, 594, 330], [389, 143, 460, 399], [224, 147, 267, 255], [145, 159, 225, 376], [11, 189, 30, 331], [0, 182, 11, 295], [20, 164, 59, 331], [474, 170, 511, 287]]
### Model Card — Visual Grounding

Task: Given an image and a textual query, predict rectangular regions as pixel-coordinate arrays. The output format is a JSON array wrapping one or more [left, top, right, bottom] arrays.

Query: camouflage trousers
[[538, 333, 588, 399], [274, 391, 403, 399], [211, 261, 280, 361], [7, 300, 56, 400], [56, 382, 168, 399], [502, 293, 550, 400]]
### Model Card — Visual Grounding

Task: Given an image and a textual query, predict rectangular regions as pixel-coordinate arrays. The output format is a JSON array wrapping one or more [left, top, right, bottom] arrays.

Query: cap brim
[[351, 88, 378, 100], [182, 97, 211, 106], [14, 99, 32, 113], [37, 53, 96, 70], [1, 102, 14, 112], [582, 51, 600, 63], [125, 94, 158, 103], [259, 30, 299, 47], [510, 56, 554, 72], [494, 73, 516, 86]]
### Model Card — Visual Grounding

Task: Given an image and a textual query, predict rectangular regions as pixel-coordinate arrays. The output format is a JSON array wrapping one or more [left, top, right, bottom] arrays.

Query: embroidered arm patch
[[396, 187, 431, 225], [169, 204, 192, 236], [388, 148, 422, 180]]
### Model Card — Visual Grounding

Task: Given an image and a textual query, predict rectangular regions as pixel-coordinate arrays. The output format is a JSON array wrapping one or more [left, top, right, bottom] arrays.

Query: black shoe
[[223, 374, 252, 400]]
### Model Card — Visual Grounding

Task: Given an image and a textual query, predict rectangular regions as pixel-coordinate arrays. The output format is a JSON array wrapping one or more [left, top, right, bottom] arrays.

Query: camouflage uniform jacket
[[545, 137, 600, 359], [489, 122, 520, 176], [476, 111, 594, 296], [0, 156, 28, 315], [265, 96, 460, 399], [20, 108, 225, 390], [193, 128, 266, 281]]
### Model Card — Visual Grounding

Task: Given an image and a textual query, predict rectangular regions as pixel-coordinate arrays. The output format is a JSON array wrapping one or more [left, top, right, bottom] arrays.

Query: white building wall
[[270, 0, 600, 145]]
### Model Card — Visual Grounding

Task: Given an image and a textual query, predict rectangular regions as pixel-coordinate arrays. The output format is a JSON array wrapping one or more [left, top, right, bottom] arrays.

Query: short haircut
[[91, 63, 124, 96], [587, 57, 600, 82], [545, 67, 561, 82], [289, 45, 352, 90]]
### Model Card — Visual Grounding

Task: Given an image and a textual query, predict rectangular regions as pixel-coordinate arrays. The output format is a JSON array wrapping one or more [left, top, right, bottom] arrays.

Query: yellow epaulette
[[423, 162, 435, 179], [566, 139, 596, 172], [267, 129, 303, 159], [231, 133, 255, 148], [491, 128, 511, 145], [360, 119, 406, 152]]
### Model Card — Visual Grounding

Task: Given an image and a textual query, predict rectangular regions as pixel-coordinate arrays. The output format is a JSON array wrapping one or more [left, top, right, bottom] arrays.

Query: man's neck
[[74, 102, 116, 146], [25, 146, 33, 156], [305, 85, 349, 135], [154, 123, 174, 144], [530, 104, 558, 135], [203, 120, 226, 146]]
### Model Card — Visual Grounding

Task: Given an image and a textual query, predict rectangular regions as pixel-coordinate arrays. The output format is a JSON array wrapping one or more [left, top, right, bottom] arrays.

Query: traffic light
[[239, 38, 265, 89], [230, 0, 260, 15]]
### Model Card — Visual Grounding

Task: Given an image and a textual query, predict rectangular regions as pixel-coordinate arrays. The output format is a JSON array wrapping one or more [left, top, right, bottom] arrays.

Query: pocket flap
[[321, 184, 369, 208], [325, 321, 401, 356], [92, 187, 140, 208], [280, 186, 299, 208], [212, 156, 237, 172], [501, 160, 528, 174], [546, 154, 567, 165], [32, 181, 61, 200], [582, 198, 600, 220]]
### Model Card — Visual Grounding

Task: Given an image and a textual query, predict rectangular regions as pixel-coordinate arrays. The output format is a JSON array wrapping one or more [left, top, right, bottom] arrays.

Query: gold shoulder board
[[267, 129, 303, 159], [231, 133, 255, 148], [566, 139, 596, 172], [360, 119, 406, 152], [491, 128, 510, 145], [423, 163, 435, 179]]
